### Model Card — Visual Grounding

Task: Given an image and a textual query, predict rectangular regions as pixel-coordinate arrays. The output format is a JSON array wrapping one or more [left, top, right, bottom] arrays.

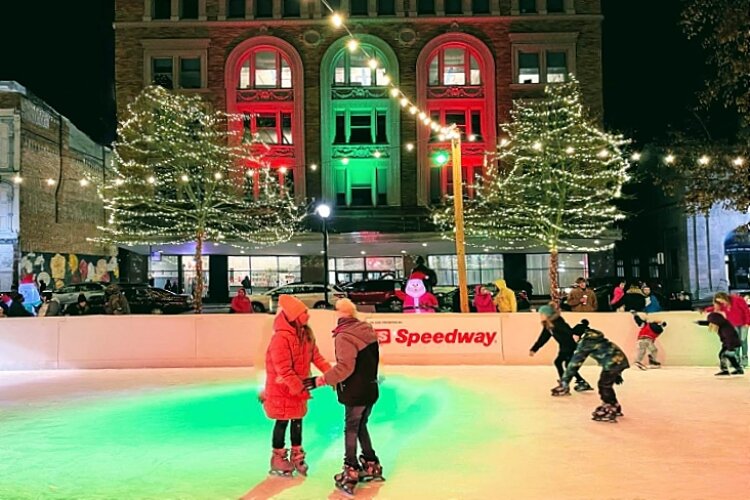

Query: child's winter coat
[[473, 286, 497, 313], [263, 302, 331, 420], [703, 312, 742, 350], [493, 279, 517, 312], [634, 314, 666, 340]]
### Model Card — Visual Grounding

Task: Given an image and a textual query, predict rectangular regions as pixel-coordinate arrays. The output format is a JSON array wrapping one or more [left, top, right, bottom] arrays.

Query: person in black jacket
[[530, 303, 593, 392], [698, 312, 744, 376], [6, 293, 33, 317], [65, 294, 91, 316], [309, 298, 383, 496]]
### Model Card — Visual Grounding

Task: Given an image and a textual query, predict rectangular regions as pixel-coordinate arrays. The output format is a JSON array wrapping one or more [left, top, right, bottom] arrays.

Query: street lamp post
[[449, 125, 470, 313], [316, 204, 332, 307]]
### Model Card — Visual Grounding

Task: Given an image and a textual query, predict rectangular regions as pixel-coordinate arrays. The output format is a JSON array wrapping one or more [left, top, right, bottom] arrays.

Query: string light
[[373, 151, 382, 159], [346, 38, 358, 52], [46, 178, 56, 186], [631, 152, 641, 161], [309, 163, 318, 171], [565, 146, 575, 154], [734, 157, 745, 167], [405, 143, 414, 152], [114, 179, 124, 186], [532, 141, 543, 151], [330, 13, 343, 27], [12, 175, 22, 184], [468, 134, 477, 142], [409, 106, 418, 115], [390, 88, 400, 97], [180, 174, 189, 182], [341, 157, 350, 165], [399, 98, 408, 107], [214, 172, 223, 180], [147, 176, 156, 184], [368, 59, 378, 70], [79, 179, 90, 187], [279, 166, 288, 174], [698, 155, 710, 165], [665, 154, 675, 164]]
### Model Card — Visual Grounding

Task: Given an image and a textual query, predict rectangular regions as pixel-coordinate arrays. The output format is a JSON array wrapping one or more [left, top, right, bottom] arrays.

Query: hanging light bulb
[[400, 97, 409, 107], [468, 134, 477, 142], [46, 178, 56, 186], [405, 143, 415, 152], [422, 117, 431, 125], [368, 59, 378, 70], [418, 111, 426, 120], [309, 163, 318, 171], [390, 88, 400, 97], [330, 13, 343, 27], [347, 38, 358, 52], [279, 166, 288, 174], [380, 74, 390, 85], [12, 175, 22, 184], [409, 106, 418, 115], [79, 179, 89, 187]]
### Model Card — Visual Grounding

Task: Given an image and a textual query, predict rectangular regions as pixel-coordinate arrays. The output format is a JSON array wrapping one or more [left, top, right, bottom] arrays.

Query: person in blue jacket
[[642, 286, 662, 313]]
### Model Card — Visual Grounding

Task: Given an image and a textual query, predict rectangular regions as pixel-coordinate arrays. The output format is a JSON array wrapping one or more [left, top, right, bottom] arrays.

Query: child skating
[[632, 311, 667, 370], [529, 303, 593, 392], [698, 312, 745, 376], [261, 294, 331, 476], [308, 299, 383, 497], [551, 322, 630, 422]]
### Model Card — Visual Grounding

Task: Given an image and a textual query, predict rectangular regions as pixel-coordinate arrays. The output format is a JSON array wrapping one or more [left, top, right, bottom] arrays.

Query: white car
[[52, 282, 107, 306], [247, 283, 345, 313]]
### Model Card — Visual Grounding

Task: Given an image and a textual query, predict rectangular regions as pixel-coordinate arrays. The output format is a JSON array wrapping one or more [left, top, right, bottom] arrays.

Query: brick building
[[0, 82, 117, 291], [114, 0, 612, 298]]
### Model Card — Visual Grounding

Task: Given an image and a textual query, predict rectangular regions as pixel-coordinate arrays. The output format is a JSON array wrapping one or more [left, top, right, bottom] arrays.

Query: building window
[[283, 0, 301, 16], [256, 0, 273, 17], [519, 0, 536, 13], [472, 0, 490, 14], [377, 0, 395, 15], [518, 52, 540, 84], [445, 0, 462, 14], [526, 253, 588, 296], [179, 58, 201, 88], [350, 0, 368, 15], [511, 33, 578, 85], [333, 112, 388, 145], [228, 256, 301, 293], [180, 0, 199, 18], [153, 0, 171, 19], [418, 0, 435, 14], [334, 51, 389, 87], [239, 49, 293, 89], [631, 258, 641, 278], [427, 46, 481, 86], [616, 259, 625, 278], [243, 112, 293, 145], [547, 0, 564, 12], [328, 257, 405, 284], [227, 0, 245, 17], [152, 57, 174, 88], [649, 257, 660, 279], [428, 254, 504, 286]]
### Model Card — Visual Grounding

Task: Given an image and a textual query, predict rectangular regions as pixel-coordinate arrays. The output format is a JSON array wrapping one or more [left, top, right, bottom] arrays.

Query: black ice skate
[[730, 369, 745, 375], [551, 383, 571, 397], [613, 403, 624, 417], [714, 370, 730, 376], [648, 357, 662, 369], [334, 464, 360, 497], [574, 380, 594, 392], [358, 455, 385, 482], [591, 404, 618, 423]]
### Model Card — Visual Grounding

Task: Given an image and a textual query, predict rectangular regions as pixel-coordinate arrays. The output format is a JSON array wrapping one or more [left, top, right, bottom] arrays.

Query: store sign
[[369, 315, 500, 349]]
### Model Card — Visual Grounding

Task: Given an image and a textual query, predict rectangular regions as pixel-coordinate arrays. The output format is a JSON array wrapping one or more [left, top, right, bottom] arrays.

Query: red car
[[344, 279, 404, 312]]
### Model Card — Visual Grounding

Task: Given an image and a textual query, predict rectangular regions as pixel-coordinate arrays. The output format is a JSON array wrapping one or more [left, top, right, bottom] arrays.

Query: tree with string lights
[[434, 77, 631, 301], [97, 86, 305, 312]]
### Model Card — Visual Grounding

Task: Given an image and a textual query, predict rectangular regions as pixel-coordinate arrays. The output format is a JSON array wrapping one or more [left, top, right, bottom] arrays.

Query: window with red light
[[242, 112, 293, 145], [238, 49, 292, 89], [427, 46, 481, 86]]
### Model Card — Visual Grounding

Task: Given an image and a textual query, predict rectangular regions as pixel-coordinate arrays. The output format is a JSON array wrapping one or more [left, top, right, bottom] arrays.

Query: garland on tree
[[95, 86, 305, 311], [434, 76, 631, 300]]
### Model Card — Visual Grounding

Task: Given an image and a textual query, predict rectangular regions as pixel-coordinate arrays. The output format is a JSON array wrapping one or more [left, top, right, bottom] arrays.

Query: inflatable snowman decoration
[[396, 278, 439, 314]]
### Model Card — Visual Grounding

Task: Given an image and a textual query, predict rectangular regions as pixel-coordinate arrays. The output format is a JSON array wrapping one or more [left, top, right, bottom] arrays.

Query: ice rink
[[0, 366, 748, 500]]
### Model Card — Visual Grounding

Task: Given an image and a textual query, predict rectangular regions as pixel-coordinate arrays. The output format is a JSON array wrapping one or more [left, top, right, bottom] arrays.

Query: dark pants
[[345, 405, 377, 467], [719, 348, 742, 372], [272, 419, 302, 449], [597, 368, 625, 405], [555, 350, 585, 383]]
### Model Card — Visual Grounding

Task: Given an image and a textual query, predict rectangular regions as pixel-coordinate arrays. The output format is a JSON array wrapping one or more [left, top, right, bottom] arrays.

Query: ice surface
[[0, 366, 748, 499]]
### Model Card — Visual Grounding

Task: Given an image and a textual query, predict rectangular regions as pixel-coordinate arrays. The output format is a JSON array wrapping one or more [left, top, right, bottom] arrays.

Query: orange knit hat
[[278, 294, 307, 321]]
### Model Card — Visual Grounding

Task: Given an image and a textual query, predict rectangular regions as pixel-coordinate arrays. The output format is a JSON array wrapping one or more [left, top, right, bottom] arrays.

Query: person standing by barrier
[[104, 285, 130, 315], [610, 280, 626, 311], [567, 278, 597, 312], [308, 298, 384, 497], [552, 324, 630, 423], [65, 294, 91, 316], [474, 286, 497, 313], [642, 286, 662, 313], [622, 283, 646, 312], [229, 288, 253, 314], [494, 279, 517, 313], [530, 303, 593, 393], [697, 312, 744, 376], [261, 294, 331, 477], [632, 312, 666, 370], [706, 292, 750, 368]]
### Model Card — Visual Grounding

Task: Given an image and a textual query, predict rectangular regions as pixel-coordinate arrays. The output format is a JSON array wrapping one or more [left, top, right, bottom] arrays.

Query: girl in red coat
[[262, 294, 331, 476]]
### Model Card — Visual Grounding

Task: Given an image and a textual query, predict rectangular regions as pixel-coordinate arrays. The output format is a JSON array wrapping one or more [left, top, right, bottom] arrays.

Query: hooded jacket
[[230, 293, 253, 314], [703, 312, 742, 350], [705, 294, 750, 328], [530, 314, 587, 353], [323, 316, 380, 406], [634, 314, 665, 341], [473, 285, 497, 313], [643, 293, 662, 313], [561, 328, 629, 385], [567, 285, 597, 312], [263, 311, 331, 420], [494, 280, 517, 313], [622, 287, 646, 312]]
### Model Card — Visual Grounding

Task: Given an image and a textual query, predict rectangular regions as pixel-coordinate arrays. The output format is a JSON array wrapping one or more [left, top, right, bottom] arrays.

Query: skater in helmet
[[529, 303, 593, 393], [697, 313, 744, 376], [261, 295, 331, 476], [632, 311, 666, 370], [307, 299, 383, 496], [551, 322, 630, 422]]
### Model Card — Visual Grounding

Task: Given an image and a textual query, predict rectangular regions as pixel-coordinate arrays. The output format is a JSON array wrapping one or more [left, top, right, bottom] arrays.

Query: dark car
[[344, 279, 404, 312], [120, 287, 194, 314], [436, 284, 531, 313]]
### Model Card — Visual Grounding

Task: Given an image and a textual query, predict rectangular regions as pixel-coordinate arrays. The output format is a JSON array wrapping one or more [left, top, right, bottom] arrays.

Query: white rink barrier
[[0, 311, 721, 370]]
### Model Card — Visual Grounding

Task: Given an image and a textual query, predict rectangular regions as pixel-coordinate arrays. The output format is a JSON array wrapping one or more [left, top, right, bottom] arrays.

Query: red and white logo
[[373, 327, 497, 348], [375, 329, 392, 344]]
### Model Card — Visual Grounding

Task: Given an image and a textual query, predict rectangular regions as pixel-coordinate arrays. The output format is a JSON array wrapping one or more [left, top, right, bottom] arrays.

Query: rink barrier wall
[[0, 311, 720, 370]]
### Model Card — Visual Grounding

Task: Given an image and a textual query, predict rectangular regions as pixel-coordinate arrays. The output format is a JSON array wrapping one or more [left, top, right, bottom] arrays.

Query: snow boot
[[269, 448, 294, 476], [290, 446, 308, 476], [358, 455, 385, 482], [334, 464, 360, 497]]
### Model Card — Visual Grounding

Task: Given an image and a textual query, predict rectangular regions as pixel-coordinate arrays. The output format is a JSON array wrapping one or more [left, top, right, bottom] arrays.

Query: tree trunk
[[194, 231, 204, 314], [549, 250, 560, 303]]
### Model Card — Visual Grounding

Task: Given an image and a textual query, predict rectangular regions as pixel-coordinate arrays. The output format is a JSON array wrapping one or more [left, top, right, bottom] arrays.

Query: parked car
[[120, 287, 194, 314], [436, 284, 531, 312], [52, 282, 107, 306], [247, 282, 346, 313], [343, 279, 404, 312]]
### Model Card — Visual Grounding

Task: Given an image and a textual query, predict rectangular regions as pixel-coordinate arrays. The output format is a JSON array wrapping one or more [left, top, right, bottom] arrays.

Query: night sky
[[0, 0, 707, 145]]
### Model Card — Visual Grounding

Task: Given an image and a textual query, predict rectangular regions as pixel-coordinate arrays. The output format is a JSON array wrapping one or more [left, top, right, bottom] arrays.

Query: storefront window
[[526, 253, 588, 295], [328, 256, 404, 284], [428, 254, 504, 286], [149, 255, 179, 289], [183, 257, 210, 297]]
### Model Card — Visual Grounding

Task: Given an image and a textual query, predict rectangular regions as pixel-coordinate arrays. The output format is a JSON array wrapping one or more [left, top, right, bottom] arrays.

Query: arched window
[[225, 38, 305, 199], [321, 37, 401, 207], [417, 35, 496, 204]]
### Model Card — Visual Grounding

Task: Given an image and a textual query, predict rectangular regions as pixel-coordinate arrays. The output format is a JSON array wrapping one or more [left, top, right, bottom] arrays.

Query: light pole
[[449, 125, 470, 313], [316, 203, 332, 307]]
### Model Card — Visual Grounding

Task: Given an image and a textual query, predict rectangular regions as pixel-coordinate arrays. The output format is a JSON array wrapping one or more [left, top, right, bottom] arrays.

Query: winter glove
[[257, 390, 266, 403], [302, 377, 319, 391], [550, 382, 570, 397], [614, 375, 624, 385]]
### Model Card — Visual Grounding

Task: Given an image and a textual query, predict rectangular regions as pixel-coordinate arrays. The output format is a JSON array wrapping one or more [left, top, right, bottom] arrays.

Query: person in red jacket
[[261, 294, 331, 476], [632, 312, 667, 370], [706, 292, 750, 367], [473, 285, 497, 313], [229, 288, 253, 313]]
